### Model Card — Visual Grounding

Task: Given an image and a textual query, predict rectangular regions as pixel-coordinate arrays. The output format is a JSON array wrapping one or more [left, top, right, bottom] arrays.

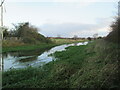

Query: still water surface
[[3, 42, 88, 71]]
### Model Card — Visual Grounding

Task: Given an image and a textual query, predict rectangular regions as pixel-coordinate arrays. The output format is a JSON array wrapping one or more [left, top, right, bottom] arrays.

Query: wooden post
[[0, 0, 5, 26], [1, 4, 3, 26]]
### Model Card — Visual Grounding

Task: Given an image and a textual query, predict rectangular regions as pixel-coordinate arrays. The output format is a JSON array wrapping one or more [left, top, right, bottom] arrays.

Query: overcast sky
[[3, 0, 118, 37]]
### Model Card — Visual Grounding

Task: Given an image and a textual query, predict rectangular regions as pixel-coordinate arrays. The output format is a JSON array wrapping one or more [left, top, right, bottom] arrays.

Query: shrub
[[105, 17, 120, 44], [7, 22, 52, 44]]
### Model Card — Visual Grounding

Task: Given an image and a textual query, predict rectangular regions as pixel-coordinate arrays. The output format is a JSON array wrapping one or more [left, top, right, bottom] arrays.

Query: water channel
[[3, 42, 88, 71]]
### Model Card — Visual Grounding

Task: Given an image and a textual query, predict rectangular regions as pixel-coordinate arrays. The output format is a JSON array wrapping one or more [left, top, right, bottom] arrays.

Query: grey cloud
[[39, 18, 112, 37]]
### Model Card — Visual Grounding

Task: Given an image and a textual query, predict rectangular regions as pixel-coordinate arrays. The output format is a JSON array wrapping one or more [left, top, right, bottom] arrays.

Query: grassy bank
[[2, 38, 86, 53], [2, 39, 119, 88], [2, 43, 57, 53]]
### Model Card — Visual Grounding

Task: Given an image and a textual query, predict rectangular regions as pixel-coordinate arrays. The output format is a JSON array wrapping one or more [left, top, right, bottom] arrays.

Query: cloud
[[70, 26, 110, 37], [39, 18, 112, 37], [7, 0, 118, 2]]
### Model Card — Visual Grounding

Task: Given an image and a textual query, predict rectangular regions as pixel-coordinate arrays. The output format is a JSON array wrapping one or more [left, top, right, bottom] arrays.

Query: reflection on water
[[3, 42, 88, 71]]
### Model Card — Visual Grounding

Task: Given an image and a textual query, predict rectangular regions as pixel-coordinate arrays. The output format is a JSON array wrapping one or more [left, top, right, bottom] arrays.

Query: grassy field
[[50, 38, 86, 44], [2, 39, 119, 88]]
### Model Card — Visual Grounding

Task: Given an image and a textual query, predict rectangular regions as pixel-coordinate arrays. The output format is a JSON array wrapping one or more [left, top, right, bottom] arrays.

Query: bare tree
[[87, 37, 91, 41]]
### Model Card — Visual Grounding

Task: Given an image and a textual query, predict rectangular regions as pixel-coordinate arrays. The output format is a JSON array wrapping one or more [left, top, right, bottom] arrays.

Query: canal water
[[3, 42, 88, 71]]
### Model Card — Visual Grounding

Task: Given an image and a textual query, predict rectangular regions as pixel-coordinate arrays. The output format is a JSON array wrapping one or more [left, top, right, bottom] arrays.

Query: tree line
[[3, 22, 52, 44]]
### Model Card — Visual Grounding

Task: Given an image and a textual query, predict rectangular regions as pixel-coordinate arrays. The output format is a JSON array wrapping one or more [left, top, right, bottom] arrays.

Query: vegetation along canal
[[3, 42, 88, 71]]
